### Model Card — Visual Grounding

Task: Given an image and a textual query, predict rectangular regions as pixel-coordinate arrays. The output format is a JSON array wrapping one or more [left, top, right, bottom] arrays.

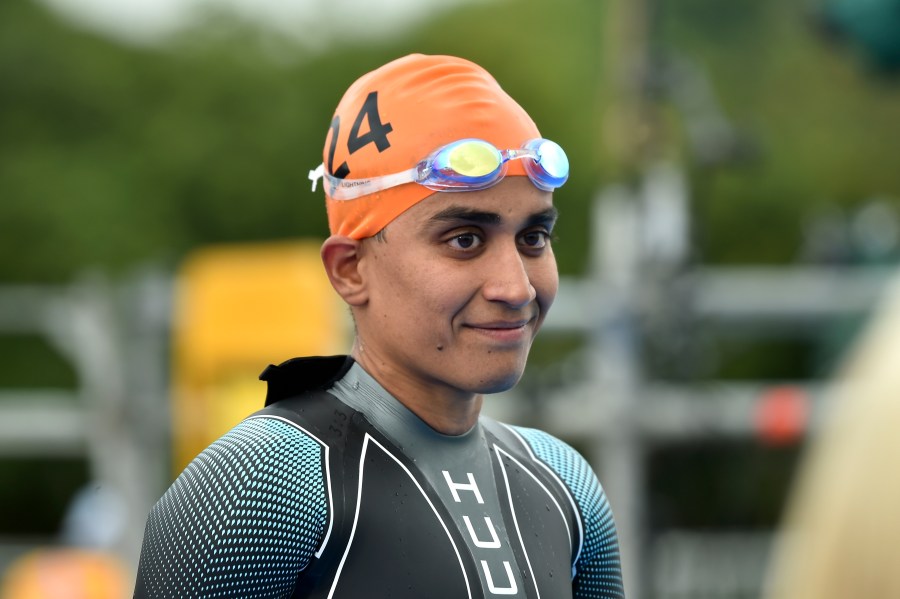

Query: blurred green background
[[3, 0, 899, 283], [1, 0, 899, 596]]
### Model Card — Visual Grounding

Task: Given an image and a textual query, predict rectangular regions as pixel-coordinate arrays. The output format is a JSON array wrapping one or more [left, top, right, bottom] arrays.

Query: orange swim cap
[[320, 54, 541, 239]]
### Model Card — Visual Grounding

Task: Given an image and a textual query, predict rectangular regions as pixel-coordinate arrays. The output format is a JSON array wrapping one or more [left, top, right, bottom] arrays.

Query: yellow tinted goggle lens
[[447, 143, 501, 178]]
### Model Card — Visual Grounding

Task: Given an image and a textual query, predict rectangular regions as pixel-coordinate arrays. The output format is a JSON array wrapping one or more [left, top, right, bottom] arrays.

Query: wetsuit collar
[[329, 361, 484, 453]]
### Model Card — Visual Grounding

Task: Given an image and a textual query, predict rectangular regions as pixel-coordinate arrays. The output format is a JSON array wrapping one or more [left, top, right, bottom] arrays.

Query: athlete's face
[[353, 176, 559, 404]]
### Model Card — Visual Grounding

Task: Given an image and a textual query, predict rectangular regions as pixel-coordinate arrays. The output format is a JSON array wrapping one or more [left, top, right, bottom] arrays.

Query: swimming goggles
[[309, 138, 569, 201]]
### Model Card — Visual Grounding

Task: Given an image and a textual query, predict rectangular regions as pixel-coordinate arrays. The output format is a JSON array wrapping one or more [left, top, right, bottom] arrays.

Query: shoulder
[[506, 425, 624, 598], [504, 425, 601, 499], [135, 416, 329, 598], [192, 414, 329, 489], [178, 415, 330, 506], [502, 424, 612, 525], [170, 415, 330, 522]]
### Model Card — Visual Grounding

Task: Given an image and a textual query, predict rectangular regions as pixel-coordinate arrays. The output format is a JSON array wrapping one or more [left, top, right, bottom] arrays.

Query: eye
[[448, 232, 483, 251], [520, 229, 551, 249]]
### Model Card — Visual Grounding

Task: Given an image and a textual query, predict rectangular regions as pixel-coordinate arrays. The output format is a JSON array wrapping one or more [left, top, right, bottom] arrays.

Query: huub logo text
[[442, 470, 518, 596]]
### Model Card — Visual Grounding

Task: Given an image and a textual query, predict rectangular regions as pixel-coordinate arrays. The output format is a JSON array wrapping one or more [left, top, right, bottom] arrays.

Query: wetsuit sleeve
[[511, 426, 626, 599], [134, 416, 329, 598]]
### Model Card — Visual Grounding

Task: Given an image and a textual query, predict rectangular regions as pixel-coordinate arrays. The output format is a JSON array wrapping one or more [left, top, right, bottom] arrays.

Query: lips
[[467, 319, 531, 330], [463, 317, 536, 344]]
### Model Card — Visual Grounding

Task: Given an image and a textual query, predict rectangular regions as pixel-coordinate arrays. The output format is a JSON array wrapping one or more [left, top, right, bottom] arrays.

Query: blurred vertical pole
[[44, 276, 131, 555], [119, 270, 173, 565], [591, 186, 644, 599], [597, 0, 660, 597], [602, 0, 657, 176]]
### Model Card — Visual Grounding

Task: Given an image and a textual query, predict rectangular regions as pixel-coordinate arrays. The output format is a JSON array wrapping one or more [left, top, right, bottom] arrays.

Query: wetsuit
[[134, 356, 625, 598]]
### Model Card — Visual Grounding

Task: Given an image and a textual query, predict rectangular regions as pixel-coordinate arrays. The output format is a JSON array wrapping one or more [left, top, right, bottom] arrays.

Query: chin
[[469, 366, 526, 395]]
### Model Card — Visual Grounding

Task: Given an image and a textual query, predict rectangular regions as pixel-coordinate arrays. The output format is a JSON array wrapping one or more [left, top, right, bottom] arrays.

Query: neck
[[351, 342, 482, 436]]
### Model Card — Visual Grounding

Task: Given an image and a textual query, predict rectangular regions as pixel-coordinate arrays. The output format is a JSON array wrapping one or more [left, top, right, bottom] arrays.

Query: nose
[[481, 243, 537, 309]]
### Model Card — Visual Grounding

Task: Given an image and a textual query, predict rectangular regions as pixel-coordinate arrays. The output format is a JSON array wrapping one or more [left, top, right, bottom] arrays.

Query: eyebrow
[[428, 206, 559, 228], [429, 206, 502, 226], [527, 207, 560, 229]]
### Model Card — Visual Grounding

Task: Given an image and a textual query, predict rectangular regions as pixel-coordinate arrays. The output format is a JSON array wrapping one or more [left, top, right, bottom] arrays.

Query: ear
[[321, 235, 368, 306]]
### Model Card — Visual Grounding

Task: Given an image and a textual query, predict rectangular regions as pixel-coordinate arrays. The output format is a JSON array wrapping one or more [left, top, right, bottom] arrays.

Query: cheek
[[416, 269, 470, 319], [374, 260, 457, 319], [533, 257, 559, 312]]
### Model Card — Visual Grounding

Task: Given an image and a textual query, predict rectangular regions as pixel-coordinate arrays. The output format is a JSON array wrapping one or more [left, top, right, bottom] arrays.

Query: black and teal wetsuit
[[134, 356, 625, 598]]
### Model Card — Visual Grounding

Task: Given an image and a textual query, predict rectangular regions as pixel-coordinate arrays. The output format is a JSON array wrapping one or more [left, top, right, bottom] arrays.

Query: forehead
[[393, 177, 556, 232]]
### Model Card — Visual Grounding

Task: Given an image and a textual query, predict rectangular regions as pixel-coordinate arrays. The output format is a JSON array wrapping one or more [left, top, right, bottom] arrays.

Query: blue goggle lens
[[524, 138, 569, 191]]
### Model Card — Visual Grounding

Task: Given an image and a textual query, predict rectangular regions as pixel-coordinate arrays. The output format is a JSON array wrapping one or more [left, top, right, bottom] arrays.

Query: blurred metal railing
[[0, 270, 172, 573]]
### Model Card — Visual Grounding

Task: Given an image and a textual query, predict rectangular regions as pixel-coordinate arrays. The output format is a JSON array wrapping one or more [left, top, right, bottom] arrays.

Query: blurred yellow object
[[765, 277, 900, 599], [0, 548, 129, 599], [170, 240, 349, 476]]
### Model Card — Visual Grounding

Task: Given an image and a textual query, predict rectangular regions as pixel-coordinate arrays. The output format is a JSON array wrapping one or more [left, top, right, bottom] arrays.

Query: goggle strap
[[309, 164, 325, 192], [326, 167, 418, 201]]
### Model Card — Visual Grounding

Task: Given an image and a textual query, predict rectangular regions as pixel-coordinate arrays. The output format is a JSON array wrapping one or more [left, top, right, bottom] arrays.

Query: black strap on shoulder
[[259, 355, 355, 406]]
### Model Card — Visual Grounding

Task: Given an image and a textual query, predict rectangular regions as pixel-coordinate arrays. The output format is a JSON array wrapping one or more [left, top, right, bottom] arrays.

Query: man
[[134, 53, 625, 598]]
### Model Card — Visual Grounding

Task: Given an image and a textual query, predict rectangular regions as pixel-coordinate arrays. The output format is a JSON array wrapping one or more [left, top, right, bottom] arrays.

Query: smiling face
[[348, 176, 559, 416]]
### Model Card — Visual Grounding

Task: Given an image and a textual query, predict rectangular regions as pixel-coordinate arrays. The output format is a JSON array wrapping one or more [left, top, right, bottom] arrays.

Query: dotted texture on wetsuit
[[512, 426, 626, 599], [136, 417, 327, 598]]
